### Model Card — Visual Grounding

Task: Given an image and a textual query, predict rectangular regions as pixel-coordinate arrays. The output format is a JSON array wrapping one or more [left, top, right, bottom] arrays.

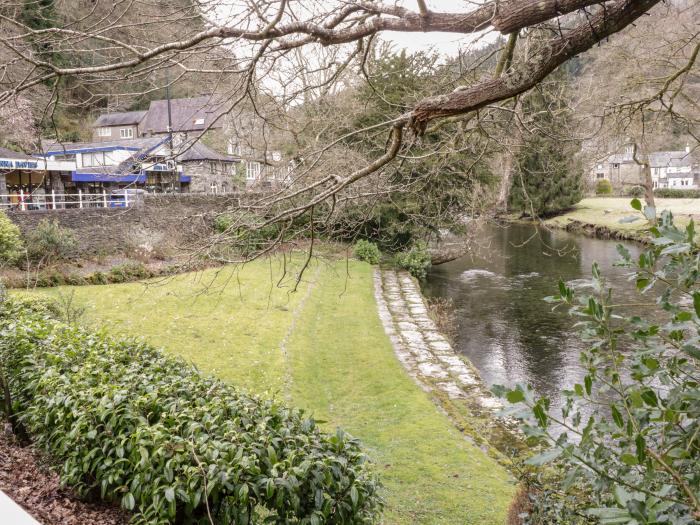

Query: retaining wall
[[5, 193, 266, 256]]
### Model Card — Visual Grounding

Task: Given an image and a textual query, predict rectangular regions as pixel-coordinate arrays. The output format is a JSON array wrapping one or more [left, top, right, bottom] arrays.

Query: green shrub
[[623, 185, 645, 197], [35, 269, 66, 287], [594, 178, 613, 195], [26, 219, 77, 262], [654, 188, 700, 198], [215, 212, 283, 254], [108, 262, 151, 283], [0, 211, 24, 264], [395, 242, 432, 280], [0, 297, 382, 524], [353, 240, 381, 265], [88, 271, 108, 285]]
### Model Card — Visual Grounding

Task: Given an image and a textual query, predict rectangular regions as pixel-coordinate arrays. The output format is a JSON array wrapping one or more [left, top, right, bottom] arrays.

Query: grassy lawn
[[29, 257, 514, 524], [546, 197, 699, 234]]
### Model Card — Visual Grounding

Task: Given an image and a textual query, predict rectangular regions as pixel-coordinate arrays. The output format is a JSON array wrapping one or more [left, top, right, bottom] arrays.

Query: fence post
[[103, 189, 108, 208], [78, 190, 83, 209], [51, 190, 56, 210], [125, 190, 129, 207], [19, 189, 25, 211]]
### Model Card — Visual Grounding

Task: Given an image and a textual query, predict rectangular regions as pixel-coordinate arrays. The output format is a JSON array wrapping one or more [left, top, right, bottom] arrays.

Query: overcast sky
[[380, 0, 491, 56]]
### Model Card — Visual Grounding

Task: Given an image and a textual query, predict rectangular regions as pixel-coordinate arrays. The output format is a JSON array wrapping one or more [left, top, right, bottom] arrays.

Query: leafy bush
[[623, 185, 645, 197], [26, 219, 77, 262], [654, 188, 700, 198], [214, 212, 283, 254], [395, 242, 431, 280], [495, 209, 700, 524], [0, 297, 382, 524], [108, 262, 151, 283], [0, 211, 24, 264], [353, 240, 381, 265], [595, 178, 613, 195]]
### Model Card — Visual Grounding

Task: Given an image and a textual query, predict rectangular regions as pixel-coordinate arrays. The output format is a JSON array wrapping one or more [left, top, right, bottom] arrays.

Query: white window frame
[[194, 118, 205, 126], [120, 127, 134, 139], [97, 127, 111, 137], [246, 161, 261, 181]]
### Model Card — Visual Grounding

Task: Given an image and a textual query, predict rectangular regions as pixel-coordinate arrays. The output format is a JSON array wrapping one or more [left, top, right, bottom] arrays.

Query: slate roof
[[93, 111, 147, 127], [139, 96, 229, 134], [40, 136, 165, 154], [648, 151, 692, 168], [175, 141, 238, 163], [0, 147, 37, 160]]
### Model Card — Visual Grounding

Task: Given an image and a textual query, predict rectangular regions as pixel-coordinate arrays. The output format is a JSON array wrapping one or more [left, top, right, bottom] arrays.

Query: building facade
[[91, 96, 287, 191], [592, 143, 698, 191]]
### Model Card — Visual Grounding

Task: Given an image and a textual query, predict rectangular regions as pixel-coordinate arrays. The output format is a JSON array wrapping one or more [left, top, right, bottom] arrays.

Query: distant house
[[91, 96, 287, 191], [649, 149, 695, 189], [93, 111, 148, 142], [592, 143, 698, 191], [591, 144, 645, 189]]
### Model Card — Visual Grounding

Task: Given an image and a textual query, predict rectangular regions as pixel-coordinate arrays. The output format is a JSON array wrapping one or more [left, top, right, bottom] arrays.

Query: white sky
[[381, 0, 490, 56]]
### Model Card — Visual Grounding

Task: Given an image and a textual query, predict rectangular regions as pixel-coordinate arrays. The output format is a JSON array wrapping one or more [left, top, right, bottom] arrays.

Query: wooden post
[[103, 189, 108, 208], [51, 190, 56, 209], [78, 190, 83, 209], [125, 190, 129, 207], [19, 189, 25, 211]]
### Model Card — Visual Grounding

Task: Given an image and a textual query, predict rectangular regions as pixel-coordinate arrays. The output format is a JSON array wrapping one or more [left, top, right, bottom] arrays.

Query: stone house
[[91, 96, 287, 191], [93, 111, 148, 141], [648, 148, 696, 189], [591, 143, 698, 191]]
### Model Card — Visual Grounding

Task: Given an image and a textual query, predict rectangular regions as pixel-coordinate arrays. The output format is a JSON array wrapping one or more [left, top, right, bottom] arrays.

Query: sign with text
[[0, 157, 45, 170]]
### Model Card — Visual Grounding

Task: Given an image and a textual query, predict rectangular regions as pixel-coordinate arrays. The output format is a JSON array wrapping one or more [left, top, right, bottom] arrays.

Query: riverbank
[[543, 197, 700, 241], [25, 256, 515, 524]]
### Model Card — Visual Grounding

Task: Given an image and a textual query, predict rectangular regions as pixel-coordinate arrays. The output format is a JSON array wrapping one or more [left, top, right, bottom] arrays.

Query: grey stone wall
[[183, 161, 242, 193], [5, 193, 263, 256]]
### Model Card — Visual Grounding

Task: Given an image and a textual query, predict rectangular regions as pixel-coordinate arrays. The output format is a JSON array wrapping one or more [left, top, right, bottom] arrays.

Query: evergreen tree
[[509, 77, 584, 217]]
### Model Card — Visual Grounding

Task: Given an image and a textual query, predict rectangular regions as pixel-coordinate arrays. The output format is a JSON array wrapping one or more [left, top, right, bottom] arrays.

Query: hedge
[[0, 296, 382, 524], [654, 188, 700, 198]]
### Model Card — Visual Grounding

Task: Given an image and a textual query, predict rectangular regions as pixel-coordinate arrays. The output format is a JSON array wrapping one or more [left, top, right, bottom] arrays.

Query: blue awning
[[180, 175, 191, 183], [72, 172, 147, 183]]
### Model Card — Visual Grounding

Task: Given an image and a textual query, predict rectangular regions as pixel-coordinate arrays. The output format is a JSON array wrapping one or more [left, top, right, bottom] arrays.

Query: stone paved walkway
[[374, 269, 520, 454]]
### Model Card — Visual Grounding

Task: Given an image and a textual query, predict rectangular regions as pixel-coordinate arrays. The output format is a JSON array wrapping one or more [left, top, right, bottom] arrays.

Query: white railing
[[0, 189, 136, 211]]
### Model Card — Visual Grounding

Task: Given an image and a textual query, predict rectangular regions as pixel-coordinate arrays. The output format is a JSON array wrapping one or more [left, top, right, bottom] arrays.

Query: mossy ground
[[28, 256, 515, 524]]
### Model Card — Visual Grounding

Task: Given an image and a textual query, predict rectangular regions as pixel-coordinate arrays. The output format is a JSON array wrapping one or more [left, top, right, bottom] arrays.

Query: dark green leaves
[[630, 198, 642, 211], [0, 297, 382, 524]]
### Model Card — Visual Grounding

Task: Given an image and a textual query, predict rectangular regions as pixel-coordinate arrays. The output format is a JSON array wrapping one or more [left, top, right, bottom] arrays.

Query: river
[[423, 221, 642, 413]]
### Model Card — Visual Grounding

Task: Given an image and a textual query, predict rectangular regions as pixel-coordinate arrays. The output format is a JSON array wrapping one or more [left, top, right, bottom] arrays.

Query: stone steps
[[374, 269, 502, 412]]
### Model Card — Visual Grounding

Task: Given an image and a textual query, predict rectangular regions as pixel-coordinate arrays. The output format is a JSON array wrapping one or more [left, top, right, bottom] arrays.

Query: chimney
[[686, 143, 691, 154]]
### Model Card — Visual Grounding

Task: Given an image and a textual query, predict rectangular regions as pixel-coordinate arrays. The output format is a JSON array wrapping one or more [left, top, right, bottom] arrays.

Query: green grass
[[28, 256, 515, 524], [546, 197, 699, 235]]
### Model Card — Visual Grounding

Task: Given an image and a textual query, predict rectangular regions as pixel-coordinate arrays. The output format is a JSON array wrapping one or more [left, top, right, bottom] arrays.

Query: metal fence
[[0, 190, 139, 211]]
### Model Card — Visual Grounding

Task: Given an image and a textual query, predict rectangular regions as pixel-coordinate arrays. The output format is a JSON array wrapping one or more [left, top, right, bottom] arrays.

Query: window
[[612, 163, 620, 169], [210, 182, 218, 194], [82, 152, 107, 167], [596, 173, 604, 179], [227, 141, 241, 156], [120, 128, 134, 139], [194, 118, 205, 126], [246, 161, 261, 180], [82, 151, 119, 167], [97, 127, 111, 137]]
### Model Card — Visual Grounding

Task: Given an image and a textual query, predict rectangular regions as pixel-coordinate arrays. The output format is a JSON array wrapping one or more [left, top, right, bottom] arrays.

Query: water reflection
[[423, 222, 641, 413]]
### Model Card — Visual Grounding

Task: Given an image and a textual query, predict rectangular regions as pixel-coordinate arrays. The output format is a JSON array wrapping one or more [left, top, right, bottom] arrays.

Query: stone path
[[374, 269, 519, 454]]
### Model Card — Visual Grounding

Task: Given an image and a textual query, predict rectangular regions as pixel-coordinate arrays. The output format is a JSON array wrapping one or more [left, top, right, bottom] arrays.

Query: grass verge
[[26, 256, 514, 524], [544, 197, 699, 239]]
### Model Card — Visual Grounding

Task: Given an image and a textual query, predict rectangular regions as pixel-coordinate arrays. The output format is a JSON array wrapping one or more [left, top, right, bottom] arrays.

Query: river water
[[423, 221, 642, 412]]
